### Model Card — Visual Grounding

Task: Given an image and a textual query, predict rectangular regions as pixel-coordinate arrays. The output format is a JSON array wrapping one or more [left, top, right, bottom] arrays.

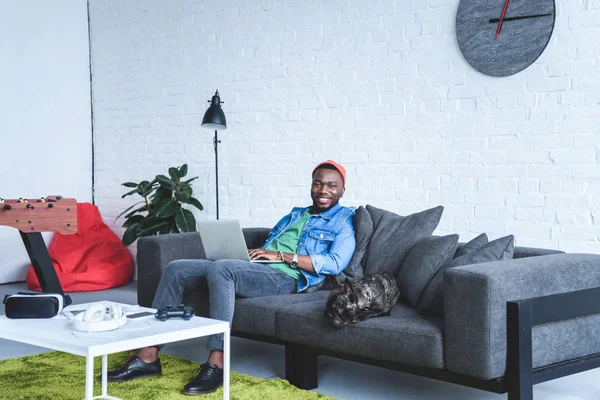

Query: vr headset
[[3, 292, 72, 319]]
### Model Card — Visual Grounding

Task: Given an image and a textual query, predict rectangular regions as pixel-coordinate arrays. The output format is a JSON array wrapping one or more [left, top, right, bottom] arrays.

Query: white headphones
[[72, 303, 127, 333]]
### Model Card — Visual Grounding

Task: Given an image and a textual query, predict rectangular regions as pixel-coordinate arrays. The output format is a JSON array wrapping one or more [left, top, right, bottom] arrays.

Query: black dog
[[323, 273, 400, 329]]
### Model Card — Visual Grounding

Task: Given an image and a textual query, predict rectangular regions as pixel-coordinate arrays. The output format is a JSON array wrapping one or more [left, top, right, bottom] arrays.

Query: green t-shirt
[[265, 211, 311, 280]]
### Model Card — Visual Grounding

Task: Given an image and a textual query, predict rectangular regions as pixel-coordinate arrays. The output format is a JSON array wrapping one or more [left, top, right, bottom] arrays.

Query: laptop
[[196, 219, 272, 263]]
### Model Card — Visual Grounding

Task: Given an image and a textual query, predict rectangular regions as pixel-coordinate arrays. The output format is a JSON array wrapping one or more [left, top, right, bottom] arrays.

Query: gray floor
[[0, 282, 598, 399]]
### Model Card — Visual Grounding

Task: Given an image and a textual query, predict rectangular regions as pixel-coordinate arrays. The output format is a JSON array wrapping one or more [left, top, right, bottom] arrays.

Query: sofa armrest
[[444, 253, 600, 380], [137, 232, 205, 307], [136, 228, 271, 307]]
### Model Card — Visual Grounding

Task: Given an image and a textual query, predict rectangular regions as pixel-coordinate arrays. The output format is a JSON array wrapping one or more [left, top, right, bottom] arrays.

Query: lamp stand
[[213, 130, 221, 220]]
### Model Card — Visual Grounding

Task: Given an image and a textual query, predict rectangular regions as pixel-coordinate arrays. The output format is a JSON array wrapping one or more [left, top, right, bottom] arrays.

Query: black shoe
[[182, 363, 224, 395], [103, 354, 162, 382]]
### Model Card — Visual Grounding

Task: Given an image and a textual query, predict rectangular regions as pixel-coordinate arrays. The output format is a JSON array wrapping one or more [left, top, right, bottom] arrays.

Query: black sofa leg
[[285, 343, 318, 390], [507, 301, 533, 400]]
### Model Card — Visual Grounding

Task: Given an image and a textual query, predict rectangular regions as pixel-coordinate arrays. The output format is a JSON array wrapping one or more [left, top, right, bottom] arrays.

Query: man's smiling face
[[310, 167, 345, 213]]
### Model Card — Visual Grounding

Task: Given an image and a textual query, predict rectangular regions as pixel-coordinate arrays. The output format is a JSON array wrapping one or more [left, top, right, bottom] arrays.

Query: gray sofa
[[137, 208, 600, 400]]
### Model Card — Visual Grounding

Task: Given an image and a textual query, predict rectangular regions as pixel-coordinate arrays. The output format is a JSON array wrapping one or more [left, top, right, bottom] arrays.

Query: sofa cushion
[[417, 235, 515, 316], [513, 246, 564, 259], [363, 205, 444, 276], [397, 234, 459, 308], [231, 291, 330, 337], [276, 299, 445, 369], [335, 206, 372, 283], [243, 227, 271, 250], [454, 233, 488, 258]]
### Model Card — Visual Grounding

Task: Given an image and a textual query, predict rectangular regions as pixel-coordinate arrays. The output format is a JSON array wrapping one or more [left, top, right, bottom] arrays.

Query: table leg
[[102, 355, 108, 396], [85, 356, 94, 400], [223, 329, 230, 400]]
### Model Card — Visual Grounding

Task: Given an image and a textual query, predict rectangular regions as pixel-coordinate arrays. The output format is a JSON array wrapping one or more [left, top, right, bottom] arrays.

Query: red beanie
[[312, 160, 347, 185]]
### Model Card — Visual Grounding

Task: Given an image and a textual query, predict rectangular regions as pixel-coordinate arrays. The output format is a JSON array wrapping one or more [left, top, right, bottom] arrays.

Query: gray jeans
[[151, 259, 297, 351]]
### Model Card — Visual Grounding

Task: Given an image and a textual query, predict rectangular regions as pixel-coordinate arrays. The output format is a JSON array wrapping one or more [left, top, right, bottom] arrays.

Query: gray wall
[[0, 1, 92, 283]]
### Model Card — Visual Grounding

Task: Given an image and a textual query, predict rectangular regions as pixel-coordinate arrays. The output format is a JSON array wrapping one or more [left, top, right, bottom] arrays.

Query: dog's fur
[[323, 273, 400, 329]]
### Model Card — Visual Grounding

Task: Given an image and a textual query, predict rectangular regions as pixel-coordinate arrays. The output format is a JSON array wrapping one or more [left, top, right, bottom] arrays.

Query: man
[[106, 160, 356, 395]]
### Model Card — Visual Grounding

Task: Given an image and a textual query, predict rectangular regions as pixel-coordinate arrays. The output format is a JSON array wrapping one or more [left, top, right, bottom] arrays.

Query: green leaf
[[137, 214, 158, 228], [186, 196, 204, 211], [122, 223, 140, 246], [115, 201, 146, 221], [136, 218, 169, 237], [174, 186, 192, 202], [156, 175, 175, 190], [141, 183, 157, 198], [153, 186, 172, 201], [122, 214, 144, 229], [153, 198, 177, 218], [146, 178, 158, 187], [175, 208, 196, 232], [122, 182, 139, 188], [125, 205, 148, 219], [168, 167, 180, 183], [178, 164, 188, 178], [181, 176, 198, 185], [121, 187, 141, 199], [159, 219, 175, 234]]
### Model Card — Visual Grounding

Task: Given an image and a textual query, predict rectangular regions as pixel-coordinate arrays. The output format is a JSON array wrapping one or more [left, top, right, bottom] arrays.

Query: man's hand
[[248, 249, 281, 262], [249, 249, 315, 273]]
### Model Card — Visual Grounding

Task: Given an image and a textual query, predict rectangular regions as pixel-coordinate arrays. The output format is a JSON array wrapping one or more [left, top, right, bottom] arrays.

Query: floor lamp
[[201, 90, 227, 220]]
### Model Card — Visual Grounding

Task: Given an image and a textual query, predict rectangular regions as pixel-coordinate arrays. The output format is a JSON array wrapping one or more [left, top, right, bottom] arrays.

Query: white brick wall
[[90, 0, 600, 254]]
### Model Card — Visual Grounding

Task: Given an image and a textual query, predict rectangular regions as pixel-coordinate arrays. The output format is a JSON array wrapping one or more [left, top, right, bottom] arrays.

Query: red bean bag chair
[[26, 202, 134, 292]]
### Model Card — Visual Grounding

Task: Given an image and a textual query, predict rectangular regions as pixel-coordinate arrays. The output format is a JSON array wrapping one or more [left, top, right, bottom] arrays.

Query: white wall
[[0, 1, 92, 283], [90, 0, 600, 254]]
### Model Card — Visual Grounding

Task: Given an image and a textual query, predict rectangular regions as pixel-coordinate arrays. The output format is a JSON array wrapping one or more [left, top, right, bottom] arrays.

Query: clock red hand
[[496, 0, 510, 39]]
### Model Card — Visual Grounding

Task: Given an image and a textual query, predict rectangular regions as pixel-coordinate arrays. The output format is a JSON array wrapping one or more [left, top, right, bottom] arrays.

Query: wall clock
[[456, 0, 556, 77]]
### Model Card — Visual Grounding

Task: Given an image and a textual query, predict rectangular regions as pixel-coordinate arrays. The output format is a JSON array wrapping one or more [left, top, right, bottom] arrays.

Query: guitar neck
[[0, 196, 78, 234]]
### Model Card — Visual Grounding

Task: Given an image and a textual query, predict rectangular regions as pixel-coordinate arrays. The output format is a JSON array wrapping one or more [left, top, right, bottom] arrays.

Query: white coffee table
[[0, 302, 230, 400]]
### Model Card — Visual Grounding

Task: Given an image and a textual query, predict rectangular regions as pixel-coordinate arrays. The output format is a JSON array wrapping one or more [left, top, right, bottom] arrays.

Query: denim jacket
[[262, 203, 356, 292]]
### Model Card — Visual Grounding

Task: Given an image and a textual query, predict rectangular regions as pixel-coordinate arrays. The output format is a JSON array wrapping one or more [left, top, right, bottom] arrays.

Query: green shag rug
[[0, 351, 336, 400]]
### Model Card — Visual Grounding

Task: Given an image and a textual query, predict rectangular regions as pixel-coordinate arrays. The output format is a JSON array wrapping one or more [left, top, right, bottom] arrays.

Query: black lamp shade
[[202, 90, 227, 130]]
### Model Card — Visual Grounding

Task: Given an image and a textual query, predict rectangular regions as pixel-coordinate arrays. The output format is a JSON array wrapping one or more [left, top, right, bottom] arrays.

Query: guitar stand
[[1, 196, 77, 306], [19, 231, 72, 306]]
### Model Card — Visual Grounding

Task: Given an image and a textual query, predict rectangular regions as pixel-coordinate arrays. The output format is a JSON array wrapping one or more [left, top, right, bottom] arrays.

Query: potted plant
[[117, 164, 203, 246]]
